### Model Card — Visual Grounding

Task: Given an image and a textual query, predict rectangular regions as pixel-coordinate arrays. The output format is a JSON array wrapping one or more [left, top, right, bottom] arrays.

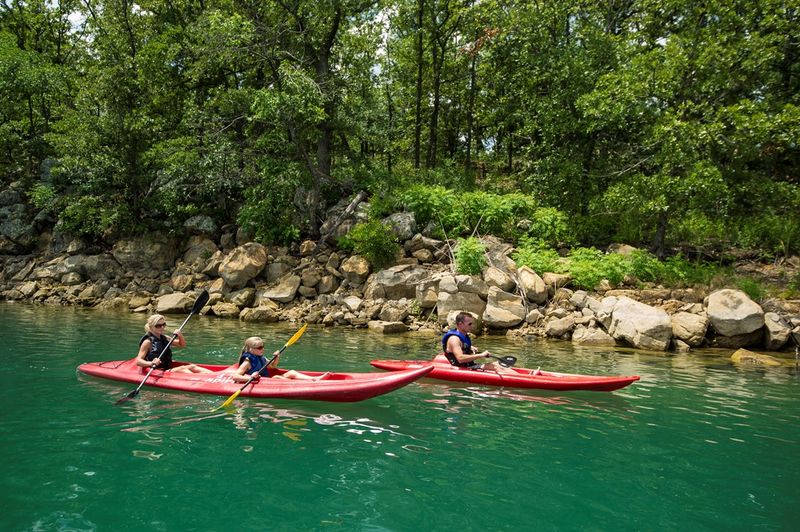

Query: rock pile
[[2, 213, 800, 354]]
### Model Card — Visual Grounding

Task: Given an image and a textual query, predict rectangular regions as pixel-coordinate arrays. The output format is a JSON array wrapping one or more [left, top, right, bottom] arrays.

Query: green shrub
[[28, 184, 58, 214], [454, 237, 486, 275], [567, 247, 626, 289], [512, 240, 563, 274], [660, 254, 718, 286], [341, 220, 400, 269], [527, 207, 574, 247], [237, 163, 302, 245], [736, 278, 765, 302], [58, 195, 123, 239], [626, 249, 665, 283]]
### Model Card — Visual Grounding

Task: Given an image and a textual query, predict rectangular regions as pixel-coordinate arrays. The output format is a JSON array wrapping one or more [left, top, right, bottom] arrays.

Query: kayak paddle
[[115, 290, 210, 405], [486, 354, 517, 367], [213, 323, 309, 411]]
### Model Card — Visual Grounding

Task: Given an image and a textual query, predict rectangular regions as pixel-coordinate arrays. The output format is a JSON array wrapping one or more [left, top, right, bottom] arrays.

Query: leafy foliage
[[338, 220, 400, 269], [454, 237, 486, 275]]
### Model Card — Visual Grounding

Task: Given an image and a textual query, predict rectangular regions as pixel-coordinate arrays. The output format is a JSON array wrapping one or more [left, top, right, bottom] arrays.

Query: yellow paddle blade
[[284, 323, 308, 349], [214, 389, 242, 411]]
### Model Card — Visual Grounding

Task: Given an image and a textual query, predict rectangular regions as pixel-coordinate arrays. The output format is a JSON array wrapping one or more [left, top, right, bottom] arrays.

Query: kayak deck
[[369, 359, 639, 392], [78, 359, 433, 402]]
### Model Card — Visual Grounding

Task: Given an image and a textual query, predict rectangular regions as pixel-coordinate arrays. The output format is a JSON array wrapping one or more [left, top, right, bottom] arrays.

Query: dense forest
[[1, 0, 799, 260]]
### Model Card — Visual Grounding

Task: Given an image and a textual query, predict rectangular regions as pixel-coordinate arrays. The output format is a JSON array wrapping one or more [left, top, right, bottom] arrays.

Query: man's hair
[[455, 312, 472, 324]]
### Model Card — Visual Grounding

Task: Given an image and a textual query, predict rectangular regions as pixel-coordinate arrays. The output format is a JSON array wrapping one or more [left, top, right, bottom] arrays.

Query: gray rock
[[706, 289, 764, 337], [608, 296, 672, 351], [671, 312, 709, 347], [219, 242, 268, 289]]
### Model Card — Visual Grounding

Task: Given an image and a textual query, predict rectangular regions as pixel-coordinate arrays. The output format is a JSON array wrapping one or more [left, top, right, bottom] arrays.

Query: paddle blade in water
[[115, 390, 138, 405], [214, 389, 242, 411]]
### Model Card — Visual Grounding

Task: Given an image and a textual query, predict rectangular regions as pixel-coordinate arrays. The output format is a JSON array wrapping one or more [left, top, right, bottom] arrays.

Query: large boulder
[[183, 215, 217, 237], [763, 312, 791, 351], [437, 291, 486, 325], [368, 264, 429, 300], [368, 320, 408, 334], [340, 255, 371, 285], [572, 325, 617, 346], [730, 348, 782, 366], [608, 296, 673, 351], [156, 292, 195, 313], [382, 212, 417, 241], [671, 312, 709, 347], [484, 266, 515, 292], [517, 266, 547, 304], [219, 242, 268, 289], [183, 236, 219, 268], [113, 237, 180, 272], [259, 274, 301, 303], [706, 289, 764, 337], [483, 287, 526, 328]]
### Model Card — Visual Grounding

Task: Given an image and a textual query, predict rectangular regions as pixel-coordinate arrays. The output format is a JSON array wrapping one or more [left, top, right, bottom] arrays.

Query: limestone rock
[[156, 292, 195, 313], [706, 289, 764, 337], [340, 255, 371, 285], [571, 325, 617, 346], [219, 242, 268, 289], [437, 291, 486, 325], [261, 275, 301, 303], [730, 348, 782, 366], [517, 266, 547, 304], [608, 296, 672, 351], [763, 312, 790, 351], [671, 312, 709, 347], [483, 286, 525, 328], [368, 320, 408, 334]]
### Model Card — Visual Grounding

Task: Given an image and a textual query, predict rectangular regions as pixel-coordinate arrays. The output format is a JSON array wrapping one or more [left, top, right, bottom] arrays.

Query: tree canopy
[[1, 0, 798, 257]]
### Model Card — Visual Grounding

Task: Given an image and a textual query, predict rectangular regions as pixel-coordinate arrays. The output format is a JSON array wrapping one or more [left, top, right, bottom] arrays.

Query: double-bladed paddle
[[213, 323, 309, 411], [115, 290, 210, 405], [486, 354, 517, 367]]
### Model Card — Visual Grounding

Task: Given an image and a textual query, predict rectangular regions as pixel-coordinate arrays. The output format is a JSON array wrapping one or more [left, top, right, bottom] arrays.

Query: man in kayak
[[441, 312, 517, 374], [135, 314, 213, 373]]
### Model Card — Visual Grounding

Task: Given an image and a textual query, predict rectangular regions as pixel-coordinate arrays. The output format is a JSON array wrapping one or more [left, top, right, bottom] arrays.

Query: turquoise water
[[1, 302, 799, 531]]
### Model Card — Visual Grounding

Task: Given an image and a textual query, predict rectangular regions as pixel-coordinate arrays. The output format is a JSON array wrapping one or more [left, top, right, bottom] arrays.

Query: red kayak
[[78, 359, 433, 402], [369, 358, 639, 392]]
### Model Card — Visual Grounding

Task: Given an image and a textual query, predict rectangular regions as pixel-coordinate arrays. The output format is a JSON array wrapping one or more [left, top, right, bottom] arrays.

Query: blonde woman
[[135, 314, 212, 373], [232, 336, 327, 382]]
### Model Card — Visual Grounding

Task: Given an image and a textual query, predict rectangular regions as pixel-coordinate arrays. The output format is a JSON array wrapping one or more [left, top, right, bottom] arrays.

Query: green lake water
[[1, 302, 799, 531]]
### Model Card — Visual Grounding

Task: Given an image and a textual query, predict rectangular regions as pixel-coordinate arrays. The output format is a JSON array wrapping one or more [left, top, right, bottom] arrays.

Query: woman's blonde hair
[[145, 314, 167, 334], [241, 336, 264, 355]]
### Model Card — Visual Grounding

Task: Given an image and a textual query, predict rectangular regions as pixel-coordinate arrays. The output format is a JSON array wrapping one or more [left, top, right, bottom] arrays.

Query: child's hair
[[241, 336, 264, 355]]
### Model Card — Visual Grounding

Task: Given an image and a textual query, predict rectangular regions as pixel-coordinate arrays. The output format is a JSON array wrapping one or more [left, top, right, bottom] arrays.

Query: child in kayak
[[135, 314, 213, 373], [232, 336, 328, 382], [441, 312, 517, 374]]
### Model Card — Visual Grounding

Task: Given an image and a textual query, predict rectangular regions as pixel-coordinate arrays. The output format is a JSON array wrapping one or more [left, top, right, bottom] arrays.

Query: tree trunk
[[652, 210, 669, 259], [413, 0, 425, 170]]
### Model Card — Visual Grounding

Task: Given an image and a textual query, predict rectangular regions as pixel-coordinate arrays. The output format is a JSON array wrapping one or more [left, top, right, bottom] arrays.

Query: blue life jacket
[[139, 333, 173, 369], [441, 330, 478, 368], [239, 352, 271, 376]]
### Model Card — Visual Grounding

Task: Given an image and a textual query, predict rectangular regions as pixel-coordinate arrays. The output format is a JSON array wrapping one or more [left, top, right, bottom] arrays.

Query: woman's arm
[[170, 330, 186, 349], [135, 340, 154, 368]]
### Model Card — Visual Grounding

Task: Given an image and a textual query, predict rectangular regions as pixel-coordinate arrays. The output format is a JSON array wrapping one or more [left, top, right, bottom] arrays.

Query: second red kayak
[[369, 358, 639, 392], [78, 359, 433, 402]]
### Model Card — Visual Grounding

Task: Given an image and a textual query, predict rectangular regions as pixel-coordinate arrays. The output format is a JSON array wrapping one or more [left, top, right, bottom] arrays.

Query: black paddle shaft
[[115, 290, 209, 404]]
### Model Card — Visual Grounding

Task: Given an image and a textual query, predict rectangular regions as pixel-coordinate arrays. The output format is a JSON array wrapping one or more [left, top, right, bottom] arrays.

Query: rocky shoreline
[[2, 215, 800, 365]]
